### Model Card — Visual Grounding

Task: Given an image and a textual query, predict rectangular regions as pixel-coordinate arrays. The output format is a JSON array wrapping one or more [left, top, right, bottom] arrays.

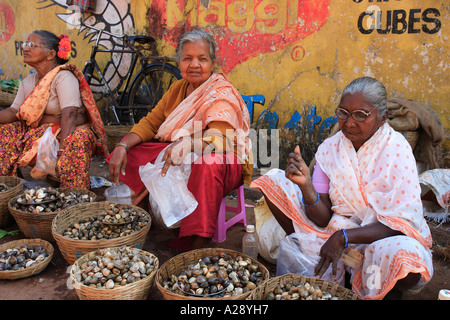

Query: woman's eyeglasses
[[335, 106, 378, 122], [22, 41, 46, 49]]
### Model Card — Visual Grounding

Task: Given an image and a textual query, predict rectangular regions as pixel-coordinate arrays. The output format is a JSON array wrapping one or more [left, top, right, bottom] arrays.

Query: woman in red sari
[[0, 30, 108, 189], [107, 29, 252, 250]]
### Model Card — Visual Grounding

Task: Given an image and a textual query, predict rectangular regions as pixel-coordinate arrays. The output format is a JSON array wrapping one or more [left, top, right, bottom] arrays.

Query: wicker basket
[[0, 176, 23, 228], [0, 238, 54, 280], [8, 188, 96, 242], [0, 87, 18, 107], [52, 201, 151, 265], [246, 273, 363, 300], [155, 248, 270, 300], [69, 246, 159, 300]]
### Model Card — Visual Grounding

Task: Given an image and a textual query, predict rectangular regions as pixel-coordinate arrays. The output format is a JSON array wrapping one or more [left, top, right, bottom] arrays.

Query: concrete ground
[[0, 155, 448, 300]]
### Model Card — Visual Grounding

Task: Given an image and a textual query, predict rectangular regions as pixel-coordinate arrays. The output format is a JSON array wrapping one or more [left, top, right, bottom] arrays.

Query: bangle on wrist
[[302, 191, 320, 207], [341, 229, 349, 248], [116, 142, 129, 153]]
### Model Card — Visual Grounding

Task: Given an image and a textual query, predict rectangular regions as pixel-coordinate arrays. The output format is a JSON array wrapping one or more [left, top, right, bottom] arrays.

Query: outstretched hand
[[160, 137, 193, 176], [285, 145, 311, 186]]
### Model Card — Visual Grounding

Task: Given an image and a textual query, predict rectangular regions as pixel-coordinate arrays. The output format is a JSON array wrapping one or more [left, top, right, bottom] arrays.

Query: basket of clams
[[69, 246, 159, 300], [52, 201, 151, 265], [156, 248, 269, 300], [246, 273, 363, 300], [8, 187, 96, 242], [0, 238, 54, 280], [0, 176, 23, 228]]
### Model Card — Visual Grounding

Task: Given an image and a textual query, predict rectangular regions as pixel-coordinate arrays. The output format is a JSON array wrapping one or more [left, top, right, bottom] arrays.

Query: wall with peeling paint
[[0, 0, 448, 168]]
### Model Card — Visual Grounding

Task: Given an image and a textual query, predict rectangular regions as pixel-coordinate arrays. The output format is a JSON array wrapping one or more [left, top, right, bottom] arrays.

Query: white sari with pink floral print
[[250, 123, 433, 299]]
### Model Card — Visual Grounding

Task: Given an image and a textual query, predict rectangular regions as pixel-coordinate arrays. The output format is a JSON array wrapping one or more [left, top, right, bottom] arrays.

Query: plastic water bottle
[[242, 225, 258, 259]]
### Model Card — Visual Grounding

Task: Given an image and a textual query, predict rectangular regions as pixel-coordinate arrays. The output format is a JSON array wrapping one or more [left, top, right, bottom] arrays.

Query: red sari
[[106, 73, 249, 247], [112, 141, 242, 241]]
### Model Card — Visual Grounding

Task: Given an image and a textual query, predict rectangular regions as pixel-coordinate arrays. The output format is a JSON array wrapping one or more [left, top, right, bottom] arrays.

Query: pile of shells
[[0, 183, 12, 192], [265, 280, 339, 300], [72, 246, 156, 289], [11, 187, 94, 213], [162, 252, 265, 297], [0, 244, 49, 271], [62, 203, 149, 240], [98, 204, 136, 225]]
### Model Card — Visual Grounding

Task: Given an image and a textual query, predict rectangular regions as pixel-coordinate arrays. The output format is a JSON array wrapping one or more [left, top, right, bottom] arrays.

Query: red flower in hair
[[57, 34, 71, 60]]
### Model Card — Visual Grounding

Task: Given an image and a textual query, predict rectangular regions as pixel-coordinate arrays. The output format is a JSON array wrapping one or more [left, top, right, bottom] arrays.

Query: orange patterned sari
[[16, 63, 108, 166]]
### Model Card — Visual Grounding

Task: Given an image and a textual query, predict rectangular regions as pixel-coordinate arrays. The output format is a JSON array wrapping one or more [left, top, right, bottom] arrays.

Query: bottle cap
[[438, 289, 450, 300], [246, 225, 255, 233]]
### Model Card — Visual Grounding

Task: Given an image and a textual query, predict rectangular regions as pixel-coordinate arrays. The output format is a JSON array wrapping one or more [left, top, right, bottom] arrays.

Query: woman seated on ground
[[251, 77, 433, 300], [107, 28, 252, 250], [0, 30, 108, 189]]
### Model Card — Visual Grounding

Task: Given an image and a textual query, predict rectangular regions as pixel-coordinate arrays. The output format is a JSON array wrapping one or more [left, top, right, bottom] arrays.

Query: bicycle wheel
[[127, 62, 181, 123]]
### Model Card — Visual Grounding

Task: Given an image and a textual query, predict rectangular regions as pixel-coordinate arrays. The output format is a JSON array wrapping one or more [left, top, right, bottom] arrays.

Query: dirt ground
[[0, 155, 448, 300]]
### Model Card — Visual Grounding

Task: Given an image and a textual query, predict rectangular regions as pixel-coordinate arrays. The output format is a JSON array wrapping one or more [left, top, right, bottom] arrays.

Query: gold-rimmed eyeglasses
[[335, 106, 378, 122], [22, 41, 46, 49]]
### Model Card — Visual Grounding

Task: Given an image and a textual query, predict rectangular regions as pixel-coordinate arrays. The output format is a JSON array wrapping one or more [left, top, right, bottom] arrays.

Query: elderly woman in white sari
[[250, 77, 433, 300]]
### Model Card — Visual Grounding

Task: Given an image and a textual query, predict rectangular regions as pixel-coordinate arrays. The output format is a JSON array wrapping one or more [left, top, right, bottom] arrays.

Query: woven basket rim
[[51, 201, 152, 265], [0, 238, 54, 280], [70, 246, 159, 294], [0, 176, 24, 227], [155, 247, 270, 300], [8, 188, 97, 217], [245, 273, 363, 300], [51, 201, 151, 241], [0, 176, 23, 199]]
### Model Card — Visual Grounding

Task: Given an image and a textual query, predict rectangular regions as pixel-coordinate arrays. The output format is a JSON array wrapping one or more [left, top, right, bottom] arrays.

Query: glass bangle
[[341, 229, 349, 248], [116, 142, 129, 152], [302, 191, 320, 207]]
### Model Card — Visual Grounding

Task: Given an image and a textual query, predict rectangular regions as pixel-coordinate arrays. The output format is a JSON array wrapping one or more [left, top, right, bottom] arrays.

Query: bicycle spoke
[[127, 64, 181, 123]]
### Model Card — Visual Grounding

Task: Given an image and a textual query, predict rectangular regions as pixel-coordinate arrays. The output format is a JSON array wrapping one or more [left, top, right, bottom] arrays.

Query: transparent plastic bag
[[138, 149, 198, 229], [33, 127, 59, 177], [276, 232, 321, 277]]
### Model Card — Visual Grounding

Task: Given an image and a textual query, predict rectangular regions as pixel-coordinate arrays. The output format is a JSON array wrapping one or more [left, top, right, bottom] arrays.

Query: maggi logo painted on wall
[[148, 0, 330, 73]]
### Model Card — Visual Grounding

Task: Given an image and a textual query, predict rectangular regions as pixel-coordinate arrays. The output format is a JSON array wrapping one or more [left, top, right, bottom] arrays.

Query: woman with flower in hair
[[0, 30, 108, 189]]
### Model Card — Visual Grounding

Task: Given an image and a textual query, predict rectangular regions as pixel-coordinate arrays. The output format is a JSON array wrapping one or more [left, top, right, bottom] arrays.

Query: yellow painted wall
[[1, 0, 448, 159]]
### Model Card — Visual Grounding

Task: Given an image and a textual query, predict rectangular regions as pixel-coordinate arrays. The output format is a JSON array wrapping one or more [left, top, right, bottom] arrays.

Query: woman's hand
[[108, 146, 128, 184], [108, 133, 142, 184], [314, 230, 346, 278], [285, 145, 311, 186], [161, 137, 193, 176], [0, 107, 18, 124]]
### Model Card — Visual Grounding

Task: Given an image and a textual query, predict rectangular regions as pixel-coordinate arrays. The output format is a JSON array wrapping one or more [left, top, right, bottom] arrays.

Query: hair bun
[[57, 34, 71, 60]]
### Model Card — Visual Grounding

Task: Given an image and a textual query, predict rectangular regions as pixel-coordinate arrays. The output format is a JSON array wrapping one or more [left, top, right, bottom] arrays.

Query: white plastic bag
[[419, 169, 450, 209], [276, 232, 322, 277], [34, 127, 59, 176], [254, 197, 286, 264], [138, 149, 198, 229]]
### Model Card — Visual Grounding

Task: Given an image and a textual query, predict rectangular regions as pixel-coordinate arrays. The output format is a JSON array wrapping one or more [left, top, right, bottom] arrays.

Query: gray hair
[[175, 28, 217, 63], [341, 76, 387, 117], [31, 30, 68, 65]]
